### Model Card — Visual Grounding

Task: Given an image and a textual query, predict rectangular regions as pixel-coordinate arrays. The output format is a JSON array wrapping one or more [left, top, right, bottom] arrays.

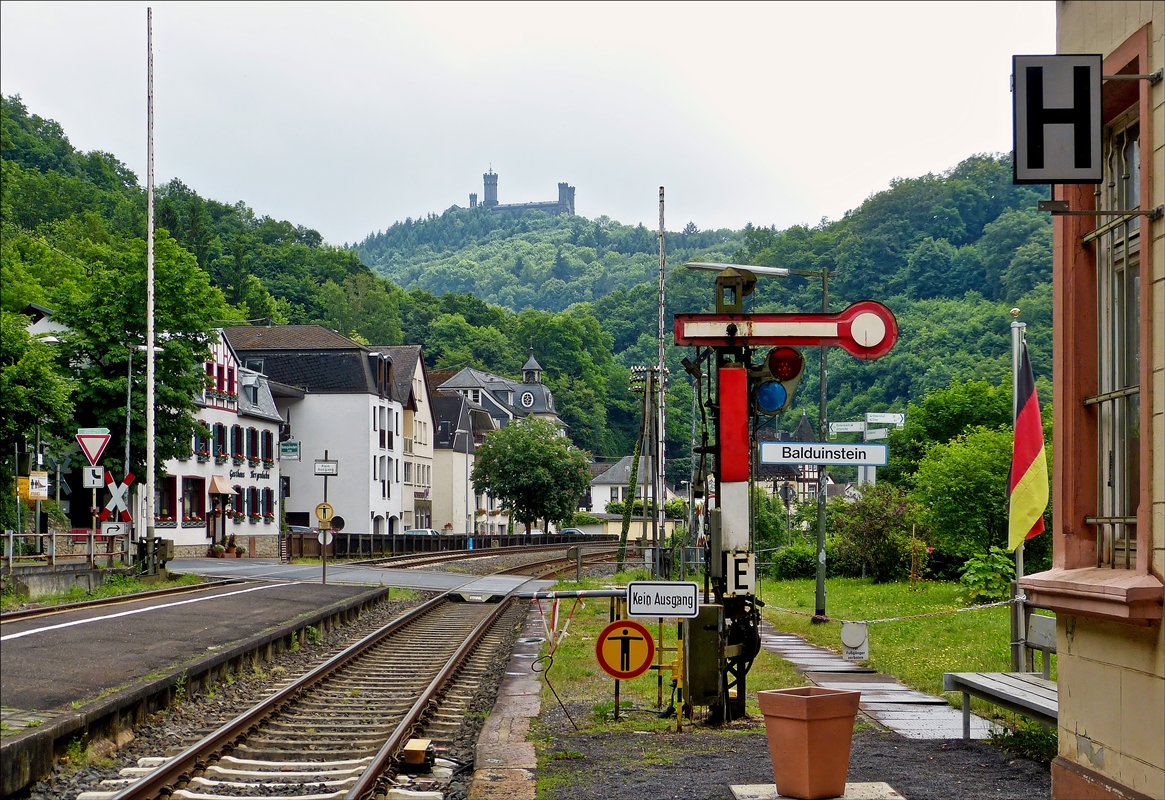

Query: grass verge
[[1, 571, 204, 611]]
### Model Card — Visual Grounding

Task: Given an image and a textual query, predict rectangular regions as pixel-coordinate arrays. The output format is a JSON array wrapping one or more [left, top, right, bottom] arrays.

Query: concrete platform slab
[[730, 782, 904, 799]]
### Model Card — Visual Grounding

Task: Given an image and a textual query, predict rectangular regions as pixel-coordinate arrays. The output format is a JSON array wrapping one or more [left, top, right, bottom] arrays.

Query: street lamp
[[455, 428, 470, 537]]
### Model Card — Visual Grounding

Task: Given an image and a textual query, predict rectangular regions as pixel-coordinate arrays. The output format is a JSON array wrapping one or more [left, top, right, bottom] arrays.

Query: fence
[[3, 529, 130, 573], [282, 531, 617, 561]]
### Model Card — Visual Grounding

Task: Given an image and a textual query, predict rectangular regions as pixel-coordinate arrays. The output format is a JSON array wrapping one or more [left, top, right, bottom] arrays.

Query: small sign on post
[[627, 581, 700, 619], [595, 619, 656, 680], [314, 460, 339, 476], [841, 622, 869, 661], [76, 428, 111, 466], [28, 471, 49, 501], [82, 466, 105, 489]]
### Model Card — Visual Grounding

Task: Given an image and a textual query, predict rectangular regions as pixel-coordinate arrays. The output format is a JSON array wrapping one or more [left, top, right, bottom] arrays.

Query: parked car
[[528, 529, 545, 536], [560, 527, 585, 536], [409, 528, 440, 536]]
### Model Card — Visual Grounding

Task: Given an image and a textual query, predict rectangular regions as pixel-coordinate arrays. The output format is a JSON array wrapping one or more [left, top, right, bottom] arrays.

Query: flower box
[[156, 520, 177, 529], [264, 515, 275, 524], [249, 515, 262, 523], [248, 458, 261, 467], [214, 455, 228, 465], [197, 454, 210, 463], [233, 456, 246, 466], [263, 459, 275, 468]]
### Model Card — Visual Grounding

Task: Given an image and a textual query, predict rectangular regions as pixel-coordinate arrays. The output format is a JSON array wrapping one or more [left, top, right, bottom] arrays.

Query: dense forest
[[2, 94, 1053, 499]]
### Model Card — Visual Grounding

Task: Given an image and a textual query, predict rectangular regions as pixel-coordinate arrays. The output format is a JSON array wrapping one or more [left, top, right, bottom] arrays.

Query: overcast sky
[[2, 2, 1055, 245]]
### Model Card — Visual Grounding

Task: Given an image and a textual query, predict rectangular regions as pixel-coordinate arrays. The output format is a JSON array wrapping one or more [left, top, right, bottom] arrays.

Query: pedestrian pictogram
[[315, 502, 334, 522], [595, 619, 656, 680], [76, 428, 112, 466], [99, 472, 135, 522]]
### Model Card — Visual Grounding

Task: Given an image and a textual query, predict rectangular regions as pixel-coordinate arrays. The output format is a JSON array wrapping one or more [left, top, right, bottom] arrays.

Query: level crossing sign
[[98, 472, 135, 522], [595, 619, 655, 680]]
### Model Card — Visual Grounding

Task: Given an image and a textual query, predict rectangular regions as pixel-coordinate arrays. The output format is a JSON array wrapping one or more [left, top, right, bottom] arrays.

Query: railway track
[[88, 593, 522, 800], [354, 540, 614, 570]]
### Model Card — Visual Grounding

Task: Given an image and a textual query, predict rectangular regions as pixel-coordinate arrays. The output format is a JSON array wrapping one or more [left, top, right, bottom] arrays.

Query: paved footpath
[[760, 621, 998, 739]]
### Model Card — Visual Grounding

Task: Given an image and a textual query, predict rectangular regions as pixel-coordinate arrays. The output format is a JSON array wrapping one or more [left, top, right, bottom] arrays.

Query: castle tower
[[469, 193, 478, 208], [483, 170, 498, 208], [557, 182, 576, 215]]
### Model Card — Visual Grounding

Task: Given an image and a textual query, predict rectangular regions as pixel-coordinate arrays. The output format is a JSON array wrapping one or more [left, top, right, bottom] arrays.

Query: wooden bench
[[942, 614, 1057, 739]]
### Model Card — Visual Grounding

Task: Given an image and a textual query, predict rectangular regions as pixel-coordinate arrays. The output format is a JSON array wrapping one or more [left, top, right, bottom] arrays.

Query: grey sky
[[2, 2, 1054, 246]]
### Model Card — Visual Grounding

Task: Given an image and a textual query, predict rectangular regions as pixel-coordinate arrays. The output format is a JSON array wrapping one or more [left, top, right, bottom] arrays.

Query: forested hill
[[357, 209, 744, 312]]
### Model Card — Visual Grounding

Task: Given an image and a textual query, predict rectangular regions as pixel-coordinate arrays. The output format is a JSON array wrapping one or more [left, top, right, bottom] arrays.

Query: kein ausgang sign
[[759, 442, 888, 467], [627, 581, 700, 619]]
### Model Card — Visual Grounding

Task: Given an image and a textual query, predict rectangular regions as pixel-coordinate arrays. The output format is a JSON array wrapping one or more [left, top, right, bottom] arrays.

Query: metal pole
[[322, 448, 328, 585], [656, 187, 667, 581], [144, 7, 157, 576], [814, 269, 829, 621], [1009, 309, 1026, 670], [34, 425, 41, 554]]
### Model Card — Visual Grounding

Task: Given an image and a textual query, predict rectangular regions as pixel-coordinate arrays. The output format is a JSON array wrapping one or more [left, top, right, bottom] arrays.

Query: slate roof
[[756, 428, 800, 479], [432, 395, 473, 454], [591, 455, 655, 485], [224, 325, 384, 395], [437, 366, 556, 418], [428, 369, 459, 391], [590, 461, 617, 480], [224, 325, 359, 350], [236, 368, 283, 423], [794, 413, 816, 442], [368, 345, 425, 407]]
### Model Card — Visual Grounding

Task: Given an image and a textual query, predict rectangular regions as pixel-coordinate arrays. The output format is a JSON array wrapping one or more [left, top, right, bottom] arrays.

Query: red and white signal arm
[[673, 300, 898, 360]]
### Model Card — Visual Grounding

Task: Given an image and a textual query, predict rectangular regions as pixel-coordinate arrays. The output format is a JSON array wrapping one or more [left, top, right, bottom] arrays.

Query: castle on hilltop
[[467, 170, 575, 216]]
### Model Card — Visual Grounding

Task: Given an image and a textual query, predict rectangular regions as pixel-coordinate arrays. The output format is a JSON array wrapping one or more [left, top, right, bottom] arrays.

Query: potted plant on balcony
[[757, 687, 861, 800]]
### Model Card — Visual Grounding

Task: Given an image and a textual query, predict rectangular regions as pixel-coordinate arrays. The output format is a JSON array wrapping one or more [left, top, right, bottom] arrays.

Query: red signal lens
[[768, 347, 803, 380]]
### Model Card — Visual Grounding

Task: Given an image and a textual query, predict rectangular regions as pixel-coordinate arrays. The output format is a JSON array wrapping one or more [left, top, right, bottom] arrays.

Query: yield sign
[[76, 428, 112, 466], [99, 472, 135, 522]]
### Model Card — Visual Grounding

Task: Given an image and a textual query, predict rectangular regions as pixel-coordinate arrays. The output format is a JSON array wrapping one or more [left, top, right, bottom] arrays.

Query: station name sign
[[759, 442, 888, 466], [627, 581, 700, 618]]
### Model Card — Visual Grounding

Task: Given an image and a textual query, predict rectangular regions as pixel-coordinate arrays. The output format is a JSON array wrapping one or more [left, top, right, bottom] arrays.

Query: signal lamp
[[754, 347, 804, 415]]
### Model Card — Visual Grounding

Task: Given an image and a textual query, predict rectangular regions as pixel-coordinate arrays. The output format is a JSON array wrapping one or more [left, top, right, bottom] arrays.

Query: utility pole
[[144, 7, 158, 575], [656, 187, 667, 581], [814, 269, 829, 622]]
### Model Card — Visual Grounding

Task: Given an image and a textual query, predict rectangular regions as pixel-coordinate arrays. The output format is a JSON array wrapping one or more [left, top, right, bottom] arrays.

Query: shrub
[[769, 543, 817, 580], [959, 546, 1016, 603], [830, 483, 924, 583]]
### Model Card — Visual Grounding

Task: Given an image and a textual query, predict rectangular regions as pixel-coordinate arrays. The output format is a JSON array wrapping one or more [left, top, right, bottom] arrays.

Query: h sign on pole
[[1013, 54, 1102, 184]]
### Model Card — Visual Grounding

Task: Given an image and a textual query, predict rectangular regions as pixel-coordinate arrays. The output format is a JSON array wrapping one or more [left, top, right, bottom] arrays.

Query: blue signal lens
[[756, 381, 788, 415]]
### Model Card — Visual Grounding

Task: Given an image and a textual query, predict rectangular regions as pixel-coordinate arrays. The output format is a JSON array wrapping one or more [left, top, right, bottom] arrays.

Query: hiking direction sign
[[76, 428, 111, 466]]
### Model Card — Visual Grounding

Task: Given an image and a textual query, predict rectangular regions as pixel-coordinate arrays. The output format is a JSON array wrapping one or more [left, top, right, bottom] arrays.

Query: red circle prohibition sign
[[595, 619, 656, 680]]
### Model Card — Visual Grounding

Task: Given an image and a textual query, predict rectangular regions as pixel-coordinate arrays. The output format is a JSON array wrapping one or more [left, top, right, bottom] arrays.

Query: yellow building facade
[[1019, 4, 1165, 798]]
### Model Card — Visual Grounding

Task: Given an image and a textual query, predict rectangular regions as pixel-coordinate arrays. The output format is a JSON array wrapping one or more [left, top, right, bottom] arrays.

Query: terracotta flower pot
[[757, 687, 861, 800]]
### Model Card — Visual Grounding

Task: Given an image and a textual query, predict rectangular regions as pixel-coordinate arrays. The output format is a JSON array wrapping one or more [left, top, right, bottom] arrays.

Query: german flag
[[1008, 344, 1048, 550]]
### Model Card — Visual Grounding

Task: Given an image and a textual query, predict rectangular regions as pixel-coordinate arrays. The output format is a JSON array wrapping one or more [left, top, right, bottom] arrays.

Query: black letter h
[[1027, 65, 1092, 169]]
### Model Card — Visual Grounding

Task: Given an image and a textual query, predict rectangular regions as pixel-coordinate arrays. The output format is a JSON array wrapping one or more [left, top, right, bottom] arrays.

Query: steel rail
[[0, 578, 242, 623], [353, 541, 612, 569], [345, 596, 514, 800], [108, 593, 449, 799]]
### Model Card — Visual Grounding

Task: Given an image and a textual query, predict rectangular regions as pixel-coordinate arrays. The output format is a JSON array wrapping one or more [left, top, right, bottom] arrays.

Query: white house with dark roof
[[367, 345, 435, 531], [160, 332, 283, 558], [435, 352, 565, 434], [224, 325, 404, 536]]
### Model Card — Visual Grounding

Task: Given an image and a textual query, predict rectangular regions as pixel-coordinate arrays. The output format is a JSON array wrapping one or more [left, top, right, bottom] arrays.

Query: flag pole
[[1009, 307, 1026, 670]]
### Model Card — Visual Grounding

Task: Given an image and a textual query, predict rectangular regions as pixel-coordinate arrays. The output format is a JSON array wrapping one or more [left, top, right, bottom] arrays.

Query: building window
[[231, 425, 244, 459], [1088, 114, 1140, 569], [182, 477, 205, 520], [246, 428, 259, 461], [232, 485, 244, 515], [157, 476, 177, 520], [261, 430, 273, 462], [404, 461, 413, 484], [213, 423, 227, 456]]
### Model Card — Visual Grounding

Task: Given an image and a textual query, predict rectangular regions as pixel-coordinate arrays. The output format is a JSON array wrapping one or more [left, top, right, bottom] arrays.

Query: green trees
[[912, 427, 1013, 562], [57, 232, 233, 479], [471, 418, 591, 533]]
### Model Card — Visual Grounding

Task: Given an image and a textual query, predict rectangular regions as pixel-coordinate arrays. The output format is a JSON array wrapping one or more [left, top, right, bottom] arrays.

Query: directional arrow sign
[[76, 428, 112, 466], [673, 301, 898, 360], [829, 421, 867, 434], [866, 412, 906, 426]]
